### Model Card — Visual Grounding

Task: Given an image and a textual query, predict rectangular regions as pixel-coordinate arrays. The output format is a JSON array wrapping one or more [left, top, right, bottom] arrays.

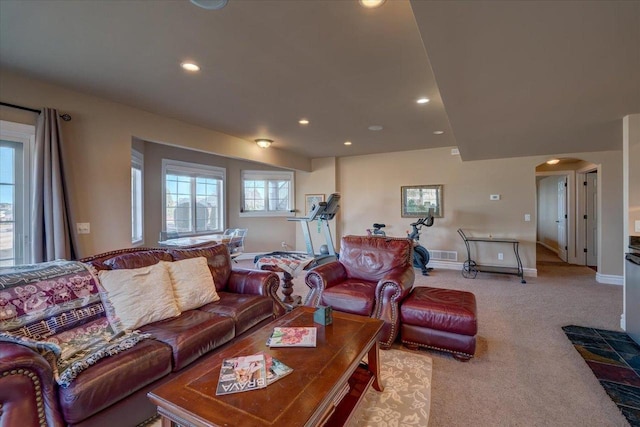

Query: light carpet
[[146, 348, 431, 427]]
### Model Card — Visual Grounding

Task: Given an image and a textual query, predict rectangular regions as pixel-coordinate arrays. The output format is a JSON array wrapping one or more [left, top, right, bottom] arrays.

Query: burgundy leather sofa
[[304, 235, 415, 349], [0, 244, 285, 427]]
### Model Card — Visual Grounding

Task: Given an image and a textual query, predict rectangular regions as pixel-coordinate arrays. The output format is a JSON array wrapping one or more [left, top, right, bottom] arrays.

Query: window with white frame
[[162, 159, 225, 235], [241, 170, 294, 216], [131, 149, 143, 244], [0, 121, 35, 266]]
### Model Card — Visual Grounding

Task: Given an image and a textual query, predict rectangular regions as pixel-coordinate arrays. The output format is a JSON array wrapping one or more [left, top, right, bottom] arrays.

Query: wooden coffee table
[[148, 307, 384, 427]]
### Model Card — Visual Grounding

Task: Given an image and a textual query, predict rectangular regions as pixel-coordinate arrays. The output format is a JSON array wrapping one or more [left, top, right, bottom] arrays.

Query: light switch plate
[[635, 220, 640, 232], [490, 194, 501, 201], [76, 223, 90, 234]]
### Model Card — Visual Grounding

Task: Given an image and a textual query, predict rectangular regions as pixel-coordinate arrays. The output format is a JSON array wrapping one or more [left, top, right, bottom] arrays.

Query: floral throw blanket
[[0, 260, 150, 388]]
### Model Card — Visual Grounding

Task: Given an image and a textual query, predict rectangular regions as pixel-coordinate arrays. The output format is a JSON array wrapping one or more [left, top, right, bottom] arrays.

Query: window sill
[[239, 211, 294, 218]]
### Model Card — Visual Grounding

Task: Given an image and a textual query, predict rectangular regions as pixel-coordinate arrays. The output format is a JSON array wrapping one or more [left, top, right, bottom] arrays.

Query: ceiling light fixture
[[546, 159, 560, 165], [368, 125, 383, 131], [359, 0, 386, 8], [190, 0, 228, 10], [417, 97, 430, 104], [433, 130, 444, 135], [299, 119, 309, 125], [255, 139, 273, 148], [344, 141, 352, 146], [181, 62, 200, 72]]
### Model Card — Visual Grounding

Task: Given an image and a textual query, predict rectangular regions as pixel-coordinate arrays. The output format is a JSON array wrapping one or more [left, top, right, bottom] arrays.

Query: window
[[0, 121, 35, 266], [241, 170, 294, 216], [131, 149, 143, 244], [162, 159, 225, 235]]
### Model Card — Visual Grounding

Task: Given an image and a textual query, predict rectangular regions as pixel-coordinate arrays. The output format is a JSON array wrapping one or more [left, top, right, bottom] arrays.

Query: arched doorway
[[535, 158, 598, 269]]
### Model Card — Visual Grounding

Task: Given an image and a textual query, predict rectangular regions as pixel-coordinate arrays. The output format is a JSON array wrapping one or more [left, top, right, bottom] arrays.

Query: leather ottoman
[[400, 286, 477, 361]]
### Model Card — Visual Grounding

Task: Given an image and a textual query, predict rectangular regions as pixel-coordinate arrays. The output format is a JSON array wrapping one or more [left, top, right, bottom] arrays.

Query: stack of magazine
[[216, 353, 293, 395]]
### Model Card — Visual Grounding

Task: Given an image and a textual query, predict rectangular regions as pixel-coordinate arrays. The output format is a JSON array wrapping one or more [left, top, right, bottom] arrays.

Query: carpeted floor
[[563, 325, 640, 426]]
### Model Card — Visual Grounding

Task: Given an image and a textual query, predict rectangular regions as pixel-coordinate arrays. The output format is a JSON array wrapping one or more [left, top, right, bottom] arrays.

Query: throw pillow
[[162, 257, 220, 312], [98, 262, 180, 330]]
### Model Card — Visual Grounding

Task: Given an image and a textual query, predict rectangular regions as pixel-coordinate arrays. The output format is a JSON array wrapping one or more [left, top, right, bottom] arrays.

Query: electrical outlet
[[498, 252, 504, 260], [636, 220, 640, 233], [76, 223, 90, 234], [524, 214, 531, 222], [281, 241, 288, 249]]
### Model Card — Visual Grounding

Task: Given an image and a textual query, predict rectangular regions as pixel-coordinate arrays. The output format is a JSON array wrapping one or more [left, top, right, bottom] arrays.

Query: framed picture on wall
[[401, 185, 443, 218], [305, 194, 325, 215]]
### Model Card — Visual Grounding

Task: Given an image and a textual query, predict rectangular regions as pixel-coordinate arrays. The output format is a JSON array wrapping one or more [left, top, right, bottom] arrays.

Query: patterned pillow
[[0, 260, 150, 387]]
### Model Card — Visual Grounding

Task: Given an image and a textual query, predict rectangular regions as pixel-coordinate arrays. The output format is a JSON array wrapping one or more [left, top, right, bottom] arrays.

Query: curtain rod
[[0, 101, 72, 121]]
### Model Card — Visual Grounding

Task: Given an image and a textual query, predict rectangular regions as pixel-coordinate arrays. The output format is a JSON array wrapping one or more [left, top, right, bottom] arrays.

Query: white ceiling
[[0, 0, 638, 161]]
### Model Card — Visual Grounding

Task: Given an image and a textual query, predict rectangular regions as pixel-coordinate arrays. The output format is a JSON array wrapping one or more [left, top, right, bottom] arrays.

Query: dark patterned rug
[[563, 325, 640, 426]]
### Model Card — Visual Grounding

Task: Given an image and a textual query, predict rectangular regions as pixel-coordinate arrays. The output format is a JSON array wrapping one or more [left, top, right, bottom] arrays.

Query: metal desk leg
[[514, 241, 526, 284]]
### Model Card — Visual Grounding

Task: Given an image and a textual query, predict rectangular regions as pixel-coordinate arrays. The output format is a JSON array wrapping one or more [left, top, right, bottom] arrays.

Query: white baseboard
[[596, 273, 624, 286], [536, 241, 559, 255], [426, 260, 537, 277]]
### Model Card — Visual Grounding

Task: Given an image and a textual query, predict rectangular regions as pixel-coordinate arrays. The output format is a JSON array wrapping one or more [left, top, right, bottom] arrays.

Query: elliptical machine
[[407, 211, 434, 276]]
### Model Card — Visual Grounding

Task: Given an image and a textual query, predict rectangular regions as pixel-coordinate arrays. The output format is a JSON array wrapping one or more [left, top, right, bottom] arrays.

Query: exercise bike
[[367, 214, 433, 276], [407, 213, 434, 276], [368, 223, 387, 236]]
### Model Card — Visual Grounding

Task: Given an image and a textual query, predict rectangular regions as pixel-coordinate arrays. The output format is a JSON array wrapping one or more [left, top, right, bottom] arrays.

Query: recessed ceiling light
[[546, 159, 560, 165], [299, 119, 309, 125], [190, 0, 228, 10], [181, 62, 200, 72], [255, 139, 273, 148], [344, 141, 352, 146], [433, 130, 444, 135], [417, 98, 430, 104], [359, 0, 385, 8], [368, 125, 383, 131]]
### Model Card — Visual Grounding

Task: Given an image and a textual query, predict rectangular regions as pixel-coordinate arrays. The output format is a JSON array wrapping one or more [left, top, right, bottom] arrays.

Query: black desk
[[458, 229, 526, 283]]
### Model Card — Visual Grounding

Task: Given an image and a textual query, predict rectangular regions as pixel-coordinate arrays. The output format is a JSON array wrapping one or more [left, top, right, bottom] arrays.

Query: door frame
[[576, 165, 600, 267], [535, 170, 579, 264]]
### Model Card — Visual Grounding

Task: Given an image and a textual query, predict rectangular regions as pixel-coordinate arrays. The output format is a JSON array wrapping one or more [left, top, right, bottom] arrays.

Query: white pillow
[[163, 257, 220, 312], [98, 262, 181, 330]]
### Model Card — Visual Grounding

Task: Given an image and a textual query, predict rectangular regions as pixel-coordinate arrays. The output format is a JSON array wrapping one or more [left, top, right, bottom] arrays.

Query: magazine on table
[[267, 327, 317, 347], [263, 353, 294, 385], [216, 353, 268, 395]]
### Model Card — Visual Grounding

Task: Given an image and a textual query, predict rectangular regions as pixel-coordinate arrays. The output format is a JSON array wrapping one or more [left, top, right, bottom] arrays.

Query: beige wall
[[627, 115, 640, 238], [0, 70, 309, 257], [296, 147, 623, 276]]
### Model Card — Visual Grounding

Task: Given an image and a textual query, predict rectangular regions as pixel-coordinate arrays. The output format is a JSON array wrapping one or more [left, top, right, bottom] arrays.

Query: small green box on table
[[314, 305, 333, 325]]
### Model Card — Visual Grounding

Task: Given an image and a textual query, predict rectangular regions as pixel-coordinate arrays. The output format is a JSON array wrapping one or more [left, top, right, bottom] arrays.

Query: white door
[[586, 172, 598, 267], [557, 177, 568, 262]]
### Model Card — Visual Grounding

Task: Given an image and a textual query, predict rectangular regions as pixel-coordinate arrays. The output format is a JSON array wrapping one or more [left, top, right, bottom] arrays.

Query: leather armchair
[[305, 235, 415, 348]]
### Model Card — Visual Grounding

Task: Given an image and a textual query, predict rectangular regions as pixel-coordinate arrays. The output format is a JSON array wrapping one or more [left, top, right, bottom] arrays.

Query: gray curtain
[[31, 108, 76, 262]]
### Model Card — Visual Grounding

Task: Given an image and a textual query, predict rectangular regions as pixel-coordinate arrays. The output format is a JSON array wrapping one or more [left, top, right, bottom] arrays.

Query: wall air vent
[[429, 250, 458, 262]]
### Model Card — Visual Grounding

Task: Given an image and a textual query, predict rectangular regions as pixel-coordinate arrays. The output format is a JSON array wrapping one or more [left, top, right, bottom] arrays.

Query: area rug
[[349, 348, 432, 426], [144, 348, 431, 427], [563, 325, 640, 426]]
